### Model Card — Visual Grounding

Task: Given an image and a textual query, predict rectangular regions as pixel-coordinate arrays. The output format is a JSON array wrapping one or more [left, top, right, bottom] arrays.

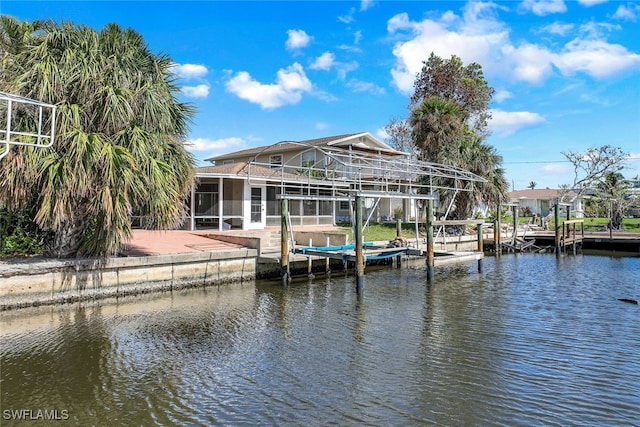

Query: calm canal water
[[1, 254, 639, 426]]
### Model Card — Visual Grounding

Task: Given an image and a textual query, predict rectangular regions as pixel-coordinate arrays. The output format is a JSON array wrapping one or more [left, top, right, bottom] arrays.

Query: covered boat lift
[[240, 140, 487, 291]]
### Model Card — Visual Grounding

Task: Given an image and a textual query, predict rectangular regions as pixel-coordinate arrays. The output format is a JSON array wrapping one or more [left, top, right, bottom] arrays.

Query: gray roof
[[204, 133, 364, 162], [195, 161, 326, 184]]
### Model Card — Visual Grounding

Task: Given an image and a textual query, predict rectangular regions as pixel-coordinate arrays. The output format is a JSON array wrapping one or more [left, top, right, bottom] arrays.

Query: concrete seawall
[[0, 249, 257, 310]]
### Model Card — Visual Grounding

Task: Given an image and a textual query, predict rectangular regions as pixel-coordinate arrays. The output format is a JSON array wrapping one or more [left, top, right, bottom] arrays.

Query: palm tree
[[0, 18, 195, 257], [528, 181, 537, 189], [410, 97, 507, 219], [410, 96, 465, 164]]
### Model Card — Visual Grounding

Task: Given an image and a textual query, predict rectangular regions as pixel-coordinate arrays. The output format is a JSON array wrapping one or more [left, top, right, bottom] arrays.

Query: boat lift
[[243, 140, 487, 290]]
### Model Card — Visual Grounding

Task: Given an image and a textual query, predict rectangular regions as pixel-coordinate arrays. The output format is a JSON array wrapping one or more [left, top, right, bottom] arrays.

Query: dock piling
[[554, 203, 561, 255], [354, 195, 364, 293], [426, 198, 434, 281], [281, 198, 290, 286], [477, 222, 484, 273], [396, 218, 402, 268], [494, 204, 501, 256]]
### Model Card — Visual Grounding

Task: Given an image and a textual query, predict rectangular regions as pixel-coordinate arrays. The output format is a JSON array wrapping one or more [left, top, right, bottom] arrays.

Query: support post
[[307, 238, 313, 279], [281, 198, 290, 286], [554, 203, 561, 255], [426, 198, 435, 282], [325, 236, 331, 274], [354, 195, 364, 293], [477, 222, 483, 273], [512, 204, 518, 246], [494, 204, 501, 256], [396, 218, 402, 268]]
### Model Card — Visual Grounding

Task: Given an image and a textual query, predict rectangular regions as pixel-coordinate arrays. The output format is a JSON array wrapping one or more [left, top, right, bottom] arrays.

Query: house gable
[[204, 132, 404, 166]]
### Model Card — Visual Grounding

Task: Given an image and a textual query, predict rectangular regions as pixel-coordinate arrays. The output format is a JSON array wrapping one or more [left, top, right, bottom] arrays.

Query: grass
[[550, 217, 640, 232], [336, 221, 424, 242]]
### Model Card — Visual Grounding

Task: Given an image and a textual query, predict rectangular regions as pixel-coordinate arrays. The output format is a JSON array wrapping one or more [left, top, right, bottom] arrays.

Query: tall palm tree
[[410, 97, 507, 219], [0, 18, 195, 257], [410, 96, 465, 163]]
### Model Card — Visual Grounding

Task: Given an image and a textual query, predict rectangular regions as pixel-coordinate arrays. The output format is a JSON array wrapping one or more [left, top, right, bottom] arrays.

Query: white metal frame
[[243, 140, 486, 202], [0, 91, 56, 160]]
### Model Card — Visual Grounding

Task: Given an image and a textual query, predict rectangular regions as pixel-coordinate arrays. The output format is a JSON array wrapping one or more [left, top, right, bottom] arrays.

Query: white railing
[[0, 92, 56, 160]]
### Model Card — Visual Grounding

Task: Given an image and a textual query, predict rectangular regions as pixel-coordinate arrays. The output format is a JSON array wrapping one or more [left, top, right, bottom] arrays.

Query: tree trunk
[[44, 219, 86, 258]]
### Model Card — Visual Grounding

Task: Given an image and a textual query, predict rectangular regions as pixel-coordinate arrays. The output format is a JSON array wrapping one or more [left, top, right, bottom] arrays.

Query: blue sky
[[3, 0, 639, 190]]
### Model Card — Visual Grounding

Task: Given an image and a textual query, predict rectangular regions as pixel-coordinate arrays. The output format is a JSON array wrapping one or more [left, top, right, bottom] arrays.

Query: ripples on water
[[1, 254, 639, 426]]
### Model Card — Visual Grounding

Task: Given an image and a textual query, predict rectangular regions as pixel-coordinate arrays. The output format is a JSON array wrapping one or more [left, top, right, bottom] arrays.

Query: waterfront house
[[508, 188, 584, 218], [187, 132, 411, 231]]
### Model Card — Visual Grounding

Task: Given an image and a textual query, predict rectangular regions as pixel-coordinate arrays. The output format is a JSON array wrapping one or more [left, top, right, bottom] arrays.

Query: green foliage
[[0, 17, 196, 258], [0, 209, 47, 258], [407, 54, 507, 220], [486, 208, 511, 223]]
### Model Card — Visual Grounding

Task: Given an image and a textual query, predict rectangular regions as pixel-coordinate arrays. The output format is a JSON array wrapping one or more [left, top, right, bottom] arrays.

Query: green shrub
[[0, 209, 47, 258]]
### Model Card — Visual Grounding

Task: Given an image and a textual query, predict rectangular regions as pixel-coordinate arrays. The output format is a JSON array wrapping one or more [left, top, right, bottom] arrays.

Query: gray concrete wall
[[0, 249, 257, 310]]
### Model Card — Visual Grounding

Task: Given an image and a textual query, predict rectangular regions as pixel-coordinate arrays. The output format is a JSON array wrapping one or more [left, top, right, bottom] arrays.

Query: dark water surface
[[1, 254, 639, 426]]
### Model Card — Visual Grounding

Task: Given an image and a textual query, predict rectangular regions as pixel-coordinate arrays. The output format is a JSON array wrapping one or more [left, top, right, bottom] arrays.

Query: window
[[266, 186, 281, 216], [301, 150, 316, 168], [339, 201, 349, 211], [269, 154, 282, 169], [222, 159, 234, 165]]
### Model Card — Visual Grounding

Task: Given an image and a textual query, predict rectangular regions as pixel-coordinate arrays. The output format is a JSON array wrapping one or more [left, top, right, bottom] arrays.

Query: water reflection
[[1, 255, 639, 425]]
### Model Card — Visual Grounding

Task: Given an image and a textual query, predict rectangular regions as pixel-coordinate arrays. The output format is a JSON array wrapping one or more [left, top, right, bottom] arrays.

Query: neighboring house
[[508, 189, 584, 218], [187, 132, 410, 231]]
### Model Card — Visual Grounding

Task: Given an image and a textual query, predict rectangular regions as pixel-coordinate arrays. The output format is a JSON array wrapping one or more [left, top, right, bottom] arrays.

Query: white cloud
[[172, 63, 208, 79], [338, 7, 356, 24], [354, 30, 363, 45], [185, 137, 246, 152], [315, 122, 329, 130], [225, 63, 313, 109], [345, 79, 385, 95], [360, 0, 373, 12], [388, 5, 511, 93], [577, 0, 607, 6], [502, 43, 556, 84], [554, 39, 640, 78], [376, 127, 389, 141], [519, 0, 567, 16], [310, 52, 336, 71], [626, 153, 640, 163], [489, 110, 546, 136], [388, 3, 640, 90], [613, 4, 640, 21], [181, 84, 210, 98], [285, 29, 311, 51], [539, 21, 574, 36], [494, 90, 513, 102]]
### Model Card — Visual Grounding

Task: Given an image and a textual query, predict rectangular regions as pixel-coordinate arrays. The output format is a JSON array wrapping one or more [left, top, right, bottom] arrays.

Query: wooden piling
[[494, 204, 501, 256], [426, 198, 435, 281], [325, 236, 330, 273], [281, 198, 290, 286], [512, 204, 518, 248], [354, 195, 364, 293], [396, 218, 402, 268], [307, 238, 313, 278], [477, 222, 483, 273], [554, 203, 561, 255]]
